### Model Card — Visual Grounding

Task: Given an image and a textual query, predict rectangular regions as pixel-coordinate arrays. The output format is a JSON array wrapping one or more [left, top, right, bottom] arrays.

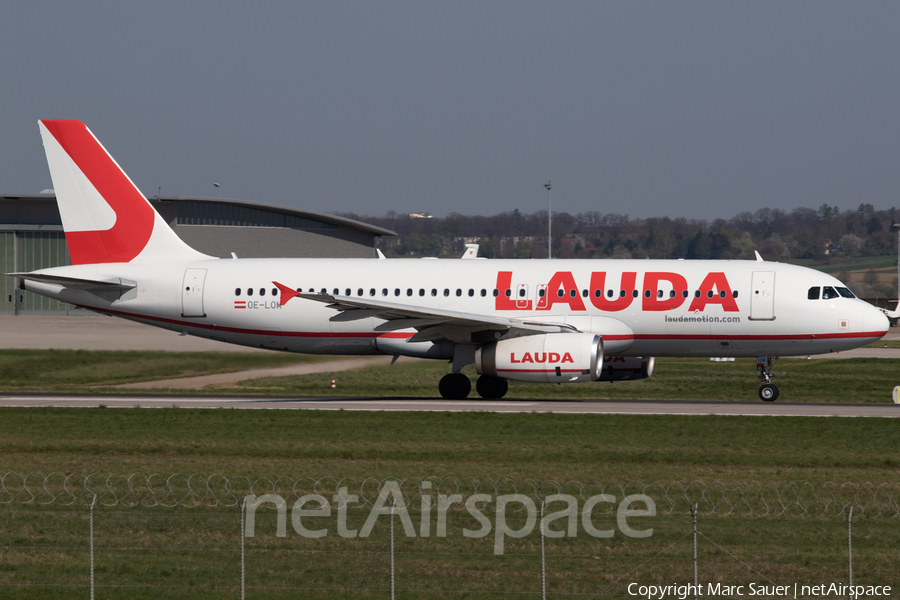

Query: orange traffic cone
[[331, 376, 336, 389]]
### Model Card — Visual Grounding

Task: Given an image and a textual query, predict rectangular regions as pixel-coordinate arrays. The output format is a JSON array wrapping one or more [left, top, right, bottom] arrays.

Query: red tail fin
[[39, 120, 208, 265]]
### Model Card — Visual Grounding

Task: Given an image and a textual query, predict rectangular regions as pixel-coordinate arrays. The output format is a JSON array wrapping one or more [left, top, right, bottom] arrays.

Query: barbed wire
[[1, 473, 897, 518]]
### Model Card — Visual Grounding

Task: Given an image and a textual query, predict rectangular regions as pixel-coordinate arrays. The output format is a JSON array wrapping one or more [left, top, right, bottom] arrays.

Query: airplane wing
[[274, 282, 578, 344]]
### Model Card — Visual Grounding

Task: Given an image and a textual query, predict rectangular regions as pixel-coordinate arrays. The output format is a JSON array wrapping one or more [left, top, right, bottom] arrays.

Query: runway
[[1, 394, 898, 417]]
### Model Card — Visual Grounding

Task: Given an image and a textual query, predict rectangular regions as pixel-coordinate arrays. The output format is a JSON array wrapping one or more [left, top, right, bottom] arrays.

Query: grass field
[[2, 406, 898, 490], [0, 349, 328, 391], [1, 408, 899, 598], [218, 356, 900, 403], [2, 350, 899, 404], [798, 254, 897, 275], [1, 350, 899, 597]]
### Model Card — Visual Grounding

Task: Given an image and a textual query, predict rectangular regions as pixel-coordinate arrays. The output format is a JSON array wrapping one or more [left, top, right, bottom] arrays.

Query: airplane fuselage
[[24, 257, 887, 359]]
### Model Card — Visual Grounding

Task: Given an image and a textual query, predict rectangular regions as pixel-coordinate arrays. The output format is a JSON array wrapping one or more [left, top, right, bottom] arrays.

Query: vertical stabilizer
[[38, 120, 210, 265]]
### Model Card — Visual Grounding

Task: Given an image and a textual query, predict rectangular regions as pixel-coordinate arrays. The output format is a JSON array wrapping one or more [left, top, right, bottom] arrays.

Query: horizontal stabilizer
[[9, 272, 136, 292]]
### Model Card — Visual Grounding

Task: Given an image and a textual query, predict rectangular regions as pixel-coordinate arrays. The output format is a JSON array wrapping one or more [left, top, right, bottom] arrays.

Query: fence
[[1, 474, 898, 599]]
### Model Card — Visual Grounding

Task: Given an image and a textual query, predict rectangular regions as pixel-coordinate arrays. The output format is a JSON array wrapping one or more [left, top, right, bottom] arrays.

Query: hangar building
[[1, 194, 395, 314]]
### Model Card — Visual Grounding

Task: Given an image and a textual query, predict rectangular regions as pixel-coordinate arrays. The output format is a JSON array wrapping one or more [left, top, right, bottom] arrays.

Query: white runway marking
[[1, 395, 898, 417]]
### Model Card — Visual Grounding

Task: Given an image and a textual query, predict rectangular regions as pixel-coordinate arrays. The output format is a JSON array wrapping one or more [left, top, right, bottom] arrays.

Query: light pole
[[213, 182, 221, 198], [892, 223, 900, 307], [544, 181, 552, 259]]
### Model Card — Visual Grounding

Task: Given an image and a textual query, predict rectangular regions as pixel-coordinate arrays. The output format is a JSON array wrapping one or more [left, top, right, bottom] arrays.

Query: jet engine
[[596, 356, 655, 381], [475, 333, 603, 383]]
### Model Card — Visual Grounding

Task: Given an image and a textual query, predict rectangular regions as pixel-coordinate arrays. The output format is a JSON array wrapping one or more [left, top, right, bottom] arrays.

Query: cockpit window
[[822, 286, 839, 300], [836, 287, 855, 298], [807, 287, 820, 300]]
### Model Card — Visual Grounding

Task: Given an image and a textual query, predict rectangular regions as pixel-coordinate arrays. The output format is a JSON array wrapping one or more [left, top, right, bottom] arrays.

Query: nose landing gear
[[756, 356, 779, 401]]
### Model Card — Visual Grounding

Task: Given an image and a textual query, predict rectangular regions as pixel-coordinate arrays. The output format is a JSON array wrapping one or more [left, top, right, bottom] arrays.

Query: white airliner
[[11, 121, 890, 401]]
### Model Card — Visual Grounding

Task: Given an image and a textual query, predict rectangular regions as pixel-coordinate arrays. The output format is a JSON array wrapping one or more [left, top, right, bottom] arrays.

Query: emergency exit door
[[749, 271, 775, 321], [182, 268, 207, 318]]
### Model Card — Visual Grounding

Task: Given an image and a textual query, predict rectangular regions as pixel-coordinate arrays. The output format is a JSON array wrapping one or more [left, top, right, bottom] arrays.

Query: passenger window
[[358, 288, 364, 296], [272, 288, 278, 296], [468, 289, 474, 297], [621, 290, 627, 298], [557, 289, 564, 298], [582, 289, 588, 298], [333, 288, 339, 295], [493, 289, 499, 297], [370, 289, 376, 296], [644, 290, 651, 298], [505, 289, 512, 297], [632, 290, 639, 298], [694, 290, 700, 298], [235, 288, 241, 296], [431, 289, 437, 296], [456, 289, 462, 297], [719, 290, 726, 298], [419, 289, 425, 296], [345, 288, 351, 296], [707, 290, 713, 298], [260, 288, 266, 296], [570, 289, 576, 298], [444, 289, 450, 297], [394, 288, 401, 296], [407, 289, 413, 296], [733, 290, 739, 298], [670, 290, 677, 298], [682, 290, 688, 298], [382, 288, 388, 296], [517, 289, 525, 297], [822, 286, 839, 299], [594, 290, 601, 298], [480, 289, 486, 297], [836, 287, 855, 298], [247, 288, 254, 296], [607, 289, 613, 298], [657, 290, 663, 298]]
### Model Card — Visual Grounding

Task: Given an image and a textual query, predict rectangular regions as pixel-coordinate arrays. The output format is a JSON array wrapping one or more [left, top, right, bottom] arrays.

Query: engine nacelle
[[476, 333, 603, 383], [597, 356, 655, 381]]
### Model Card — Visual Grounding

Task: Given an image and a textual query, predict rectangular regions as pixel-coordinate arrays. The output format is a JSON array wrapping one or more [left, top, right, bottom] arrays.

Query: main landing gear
[[438, 373, 470, 400], [756, 356, 779, 402], [438, 374, 509, 400]]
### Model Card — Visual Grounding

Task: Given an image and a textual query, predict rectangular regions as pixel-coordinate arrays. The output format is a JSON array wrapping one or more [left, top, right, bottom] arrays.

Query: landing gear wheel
[[439, 373, 471, 399], [758, 384, 779, 402], [476, 375, 508, 399]]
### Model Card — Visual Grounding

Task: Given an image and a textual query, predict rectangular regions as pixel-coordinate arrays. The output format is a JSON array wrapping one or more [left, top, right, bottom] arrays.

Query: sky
[[2, 1, 899, 221]]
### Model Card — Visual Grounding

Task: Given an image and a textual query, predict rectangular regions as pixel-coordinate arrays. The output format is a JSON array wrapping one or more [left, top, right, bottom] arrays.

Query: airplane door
[[182, 268, 207, 318], [516, 284, 529, 309], [536, 284, 548, 309], [749, 271, 775, 321]]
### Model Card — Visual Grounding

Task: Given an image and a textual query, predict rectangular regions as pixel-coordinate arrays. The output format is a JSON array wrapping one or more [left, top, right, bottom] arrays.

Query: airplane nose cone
[[864, 302, 891, 339]]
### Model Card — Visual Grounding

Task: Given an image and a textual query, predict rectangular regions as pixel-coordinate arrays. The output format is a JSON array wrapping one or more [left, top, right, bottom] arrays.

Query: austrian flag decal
[[234, 300, 247, 309]]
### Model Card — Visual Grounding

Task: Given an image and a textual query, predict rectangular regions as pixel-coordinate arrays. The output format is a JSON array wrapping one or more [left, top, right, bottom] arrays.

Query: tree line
[[339, 203, 899, 263]]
